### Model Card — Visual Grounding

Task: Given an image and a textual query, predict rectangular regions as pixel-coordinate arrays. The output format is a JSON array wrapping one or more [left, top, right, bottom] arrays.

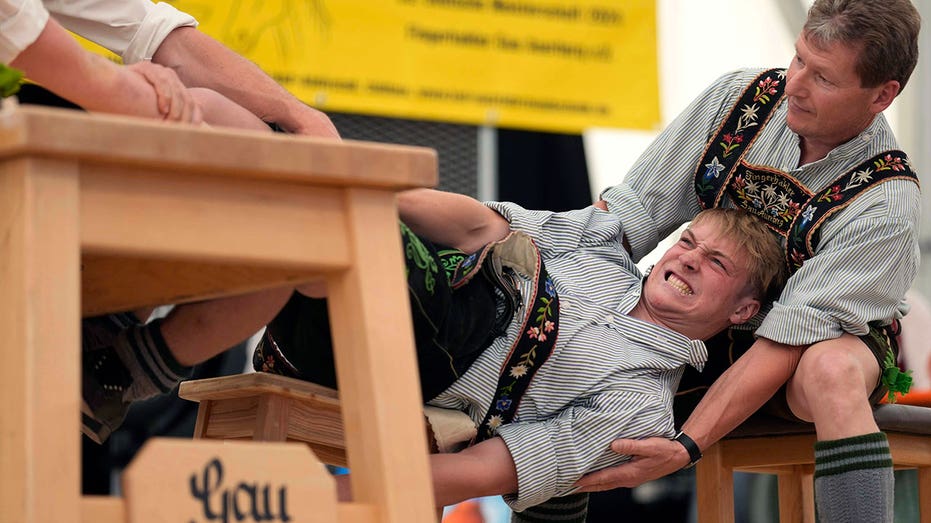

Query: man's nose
[[678, 250, 699, 270], [786, 68, 807, 97]]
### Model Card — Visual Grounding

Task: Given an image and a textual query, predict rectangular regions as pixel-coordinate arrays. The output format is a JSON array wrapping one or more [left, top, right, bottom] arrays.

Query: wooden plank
[[81, 496, 126, 522], [0, 105, 437, 190], [776, 465, 812, 523], [919, 466, 931, 523], [80, 167, 352, 268], [888, 432, 931, 466], [326, 188, 436, 522], [721, 435, 817, 468], [122, 439, 338, 523], [81, 255, 326, 316], [0, 159, 81, 522], [696, 443, 734, 523], [180, 372, 340, 403]]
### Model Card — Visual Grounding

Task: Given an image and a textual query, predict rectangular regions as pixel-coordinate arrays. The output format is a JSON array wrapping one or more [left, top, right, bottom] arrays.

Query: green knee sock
[[814, 432, 893, 523]]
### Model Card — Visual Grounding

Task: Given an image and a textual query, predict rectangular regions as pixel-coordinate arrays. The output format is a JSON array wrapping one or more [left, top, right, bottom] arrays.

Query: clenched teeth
[[666, 274, 693, 295]]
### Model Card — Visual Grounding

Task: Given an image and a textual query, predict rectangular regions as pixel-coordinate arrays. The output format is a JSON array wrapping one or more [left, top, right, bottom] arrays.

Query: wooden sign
[[122, 438, 338, 523]]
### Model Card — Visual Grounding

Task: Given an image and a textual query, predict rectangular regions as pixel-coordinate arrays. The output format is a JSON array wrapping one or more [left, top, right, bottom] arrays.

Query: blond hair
[[690, 208, 787, 302]]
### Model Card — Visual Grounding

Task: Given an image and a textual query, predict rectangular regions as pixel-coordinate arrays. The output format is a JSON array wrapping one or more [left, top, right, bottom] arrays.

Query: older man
[[565, 1, 921, 522]]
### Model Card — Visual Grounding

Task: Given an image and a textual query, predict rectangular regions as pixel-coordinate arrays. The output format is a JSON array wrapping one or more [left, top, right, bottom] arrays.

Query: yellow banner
[[168, 0, 659, 132]]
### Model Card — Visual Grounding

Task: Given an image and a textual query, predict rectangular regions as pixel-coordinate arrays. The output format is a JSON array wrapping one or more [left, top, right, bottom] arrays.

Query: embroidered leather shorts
[[253, 222, 516, 402], [672, 321, 900, 425]]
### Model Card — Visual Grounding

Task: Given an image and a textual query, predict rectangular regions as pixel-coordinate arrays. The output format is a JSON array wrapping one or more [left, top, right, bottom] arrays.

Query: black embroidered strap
[[695, 68, 786, 209], [476, 254, 559, 443], [786, 150, 919, 273]]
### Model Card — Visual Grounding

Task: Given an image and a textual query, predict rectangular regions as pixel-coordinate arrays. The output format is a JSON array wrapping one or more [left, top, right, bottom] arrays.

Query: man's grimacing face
[[639, 221, 760, 339]]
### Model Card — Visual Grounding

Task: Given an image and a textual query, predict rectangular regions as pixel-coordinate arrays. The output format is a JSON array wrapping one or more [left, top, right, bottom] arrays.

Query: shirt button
[[604, 314, 614, 323]]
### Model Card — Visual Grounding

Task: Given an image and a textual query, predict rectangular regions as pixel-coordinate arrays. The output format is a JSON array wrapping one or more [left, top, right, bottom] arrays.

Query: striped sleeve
[[496, 390, 674, 512], [758, 180, 920, 343], [484, 202, 625, 255], [599, 69, 762, 262]]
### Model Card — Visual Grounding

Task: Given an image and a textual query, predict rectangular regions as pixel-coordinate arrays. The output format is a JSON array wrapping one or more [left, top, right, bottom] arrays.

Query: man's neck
[[798, 140, 832, 166]]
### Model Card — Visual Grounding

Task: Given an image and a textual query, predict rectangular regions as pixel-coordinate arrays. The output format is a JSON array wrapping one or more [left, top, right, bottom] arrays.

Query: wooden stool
[[180, 372, 478, 465], [695, 404, 931, 523], [180, 372, 351, 466]]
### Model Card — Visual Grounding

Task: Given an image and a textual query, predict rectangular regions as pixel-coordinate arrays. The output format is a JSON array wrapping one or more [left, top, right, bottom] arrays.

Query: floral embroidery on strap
[[695, 68, 786, 207], [477, 264, 559, 442], [785, 150, 918, 272]]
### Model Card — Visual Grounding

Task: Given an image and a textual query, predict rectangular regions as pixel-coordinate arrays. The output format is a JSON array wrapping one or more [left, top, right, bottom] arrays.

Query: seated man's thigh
[[785, 333, 882, 422]]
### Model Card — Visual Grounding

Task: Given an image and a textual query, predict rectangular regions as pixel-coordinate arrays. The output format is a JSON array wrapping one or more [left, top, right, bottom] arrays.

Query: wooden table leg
[[0, 159, 81, 522], [326, 188, 436, 522], [919, 466, 931, 523], [696, 443, 735, 523]]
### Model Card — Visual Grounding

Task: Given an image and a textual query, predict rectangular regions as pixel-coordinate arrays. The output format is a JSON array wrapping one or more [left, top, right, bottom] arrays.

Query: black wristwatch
[[673, 431, 702, 469]]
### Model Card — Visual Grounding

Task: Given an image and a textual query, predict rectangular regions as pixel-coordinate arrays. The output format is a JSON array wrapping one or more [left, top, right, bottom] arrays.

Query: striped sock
[[114, 318, 193, 400], [511, 494, 588, 523], [814, 432, 894, 523]]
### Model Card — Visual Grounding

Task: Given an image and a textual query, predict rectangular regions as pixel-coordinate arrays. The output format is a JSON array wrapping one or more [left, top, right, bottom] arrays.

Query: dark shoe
[[81, 315, 136, 444]]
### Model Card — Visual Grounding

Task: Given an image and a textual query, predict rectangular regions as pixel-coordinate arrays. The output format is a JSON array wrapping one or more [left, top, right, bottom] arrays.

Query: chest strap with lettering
[[694, 68, 786, 209]]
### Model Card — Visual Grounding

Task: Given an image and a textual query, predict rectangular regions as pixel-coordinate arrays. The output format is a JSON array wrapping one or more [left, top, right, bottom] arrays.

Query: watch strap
[[674, 430, 702, 468]]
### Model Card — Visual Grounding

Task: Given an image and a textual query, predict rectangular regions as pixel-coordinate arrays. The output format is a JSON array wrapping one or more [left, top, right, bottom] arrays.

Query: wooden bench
[[180, 372, 350, 466], [180, 372, 479, 466], [695, 404, 931, 523], [0, 102, 438, 522]]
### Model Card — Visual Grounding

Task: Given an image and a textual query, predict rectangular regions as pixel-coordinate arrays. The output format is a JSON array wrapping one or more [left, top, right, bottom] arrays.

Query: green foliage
[[0, 64, 24, 98]]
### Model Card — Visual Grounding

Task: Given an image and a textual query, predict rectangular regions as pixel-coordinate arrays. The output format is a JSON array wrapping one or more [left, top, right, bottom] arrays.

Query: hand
[[573, 437, 689, 492], [286, 104, 341, 138], [127, 61, 202, 124]]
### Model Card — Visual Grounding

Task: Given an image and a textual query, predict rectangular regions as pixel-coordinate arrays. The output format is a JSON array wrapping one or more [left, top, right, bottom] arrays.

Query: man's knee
[[793, 334, 880, 397], [787, 335, 877, 418]]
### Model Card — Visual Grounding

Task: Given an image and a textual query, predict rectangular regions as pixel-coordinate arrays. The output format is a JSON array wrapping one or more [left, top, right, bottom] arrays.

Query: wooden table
[[0, 102, 438, 522]]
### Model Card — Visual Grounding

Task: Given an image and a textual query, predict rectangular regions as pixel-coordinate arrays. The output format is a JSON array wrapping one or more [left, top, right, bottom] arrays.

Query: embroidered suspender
[[476, 260, 558, 442], [695, 68, 787, 209], [786, 151, 918, 271], [438, 232, 560, 443]]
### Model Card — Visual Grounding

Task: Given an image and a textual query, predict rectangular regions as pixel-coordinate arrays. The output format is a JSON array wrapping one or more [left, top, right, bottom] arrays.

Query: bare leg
[[189, 87, 271, 131], [786, 333, 893, 523], [161, 286, 294, 366]]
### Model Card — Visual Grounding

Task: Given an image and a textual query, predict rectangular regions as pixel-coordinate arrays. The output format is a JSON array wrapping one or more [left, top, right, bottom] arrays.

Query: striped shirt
[[428, 203, 707, 511], [600, 68, 921, 346]]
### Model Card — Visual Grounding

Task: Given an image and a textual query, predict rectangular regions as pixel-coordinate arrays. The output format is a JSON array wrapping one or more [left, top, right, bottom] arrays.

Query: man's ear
[[870, 80, 900, 114], [730, 298, 760, 325]]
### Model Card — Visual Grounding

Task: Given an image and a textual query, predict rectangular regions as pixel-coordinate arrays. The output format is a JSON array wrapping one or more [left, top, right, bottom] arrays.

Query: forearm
[[12, 18, 160, 118], [398, 189, 510, 253], [153, 27, 338, 137], [682, 337, 804, 451], [431, 437, 518, 507]]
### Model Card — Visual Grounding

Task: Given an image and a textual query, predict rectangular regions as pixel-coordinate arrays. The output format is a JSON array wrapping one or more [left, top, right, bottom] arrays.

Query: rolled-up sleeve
[[496, 390, 674, 512], [0, 0, 48, 64], [757, 180, 920, 344], [43, 0, 196, 63]]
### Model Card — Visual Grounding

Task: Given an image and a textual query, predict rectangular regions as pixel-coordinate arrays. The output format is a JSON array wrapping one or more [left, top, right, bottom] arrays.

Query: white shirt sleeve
[[0, 0, 49, 64], [42, 0, 196, 63]]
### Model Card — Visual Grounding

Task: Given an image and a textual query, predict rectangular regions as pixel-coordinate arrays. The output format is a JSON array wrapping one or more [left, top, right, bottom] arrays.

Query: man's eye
[[679, 238, 693, 246], [712, 258, 726, 269]]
